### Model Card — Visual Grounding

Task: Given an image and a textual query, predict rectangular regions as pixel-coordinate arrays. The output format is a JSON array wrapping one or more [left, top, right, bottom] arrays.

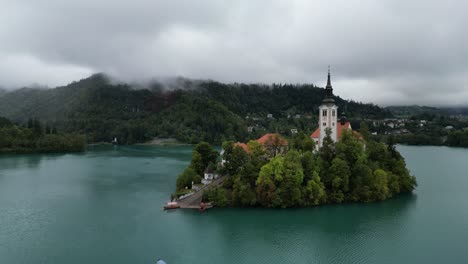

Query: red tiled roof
[[310, 122, 352, 140], [311, 128, 320, 139], [257, 133, 288, 146], [353, 131, 364, 140], [233, 142, 250, 153], [337, 122, 351, 139]]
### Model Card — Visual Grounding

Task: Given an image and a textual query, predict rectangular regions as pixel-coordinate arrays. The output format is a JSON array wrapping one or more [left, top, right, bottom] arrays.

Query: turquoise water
[[1, 145, 467, 263]]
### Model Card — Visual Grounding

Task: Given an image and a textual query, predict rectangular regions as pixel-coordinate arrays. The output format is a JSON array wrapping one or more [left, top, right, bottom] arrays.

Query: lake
[[1, 145, 467, 264]]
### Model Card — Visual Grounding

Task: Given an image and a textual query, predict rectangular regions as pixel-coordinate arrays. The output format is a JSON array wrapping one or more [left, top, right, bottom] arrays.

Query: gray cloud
[[1, 0, 467, 106]]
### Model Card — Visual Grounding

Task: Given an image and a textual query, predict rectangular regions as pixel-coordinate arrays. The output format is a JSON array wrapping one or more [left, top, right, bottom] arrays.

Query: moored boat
[[163, 201, 180, 210]]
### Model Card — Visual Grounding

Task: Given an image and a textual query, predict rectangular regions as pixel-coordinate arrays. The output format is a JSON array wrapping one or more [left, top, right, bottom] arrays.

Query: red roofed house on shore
[[311, 67, 362, 149]]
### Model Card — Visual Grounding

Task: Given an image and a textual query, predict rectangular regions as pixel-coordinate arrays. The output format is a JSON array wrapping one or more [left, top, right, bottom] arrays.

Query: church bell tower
[[318, 67, 338, 147]]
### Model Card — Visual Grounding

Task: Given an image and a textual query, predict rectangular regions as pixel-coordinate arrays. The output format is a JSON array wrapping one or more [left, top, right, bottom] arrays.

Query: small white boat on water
[[163, 201, 180, 210]]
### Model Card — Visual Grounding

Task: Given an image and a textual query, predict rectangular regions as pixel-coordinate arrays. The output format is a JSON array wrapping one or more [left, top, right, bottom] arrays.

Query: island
[[173, 71, 417, 208]]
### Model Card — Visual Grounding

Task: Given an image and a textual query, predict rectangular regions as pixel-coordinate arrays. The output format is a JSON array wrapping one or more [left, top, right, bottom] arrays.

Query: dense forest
[[0, 74, 391, 145], [175, 129, 417, 208], [0, 116, 86, 153]]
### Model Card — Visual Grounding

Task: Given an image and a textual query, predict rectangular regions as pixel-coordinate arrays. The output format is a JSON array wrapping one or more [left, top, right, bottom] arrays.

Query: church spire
[[323, 66, 335, 103], [326, 65, 332, 88]]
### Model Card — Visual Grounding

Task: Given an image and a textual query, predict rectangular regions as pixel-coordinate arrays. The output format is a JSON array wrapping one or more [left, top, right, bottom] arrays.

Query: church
[[310, 68, 361, 149]]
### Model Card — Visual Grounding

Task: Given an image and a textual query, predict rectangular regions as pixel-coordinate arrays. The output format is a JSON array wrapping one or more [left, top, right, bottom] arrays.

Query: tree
[[193, 175, 202, 184], [327, 157, 350, 203], [194, 141, 218, 169], [278, 150, 304, 207], [304, 171, 326, 206], [359, 121, 371, 141], [372, 169, 390, 200], [336, 129, 364, 168], [204, 188, 228, 207], [349, 157, 373, 202], [319, 127, 335, 184], [256, 157, 284, 207], [290, 132, 315, 152], [190, 151, 205, 176], [32, 118, 43, 136], [246, 140, 267, 175], [176, 167, 197, 190], [221, 141, 249, 176], [232, 177, 257, 206], [301, 151, 317, 183], [263, 134, 287, 157]]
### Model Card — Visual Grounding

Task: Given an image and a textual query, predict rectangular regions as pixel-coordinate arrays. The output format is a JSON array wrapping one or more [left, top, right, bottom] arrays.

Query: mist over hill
[[0, 74, 391, 144]]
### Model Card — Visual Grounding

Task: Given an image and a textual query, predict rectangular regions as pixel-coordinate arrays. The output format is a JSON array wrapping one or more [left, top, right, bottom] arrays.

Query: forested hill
[[0, 74, 391, 144]]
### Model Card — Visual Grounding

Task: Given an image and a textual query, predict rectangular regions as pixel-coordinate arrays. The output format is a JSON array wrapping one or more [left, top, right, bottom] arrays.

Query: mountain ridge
[[0, 74, 392, 144]]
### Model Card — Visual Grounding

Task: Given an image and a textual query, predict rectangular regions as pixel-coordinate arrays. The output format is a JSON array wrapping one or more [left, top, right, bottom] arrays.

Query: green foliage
[[303, 171, 327, 206], [176, 167, 197, 191], [327, 157, 350, 203], [335, 129, 364, 167], [318, 128, 335, 185], [255, 170, 279, 208], [193, 175, 202, 184], [189, 151, 205, 176], [221, 141, 249, 176], [0, 117, 86, 153], [204, 188, 228, 207], [372, 169, 390, 200], [232, 177, 257, 206], [0, 116, 13, 127], [359, 121, 371, 141], [301, 151, 316, 183], [277, 151, 304, 207], [290, 132, 315, 152], [0, 74, 391, 145], [447, 130, 468, 148], [181, 131, 416, 208], [194, 142, 218, 168]]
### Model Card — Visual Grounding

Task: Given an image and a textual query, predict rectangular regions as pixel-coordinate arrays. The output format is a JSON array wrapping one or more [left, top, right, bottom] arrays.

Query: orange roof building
[[256, 133, 288, 146], [231, 134, 288, 156], [233, 142, 250, 153]]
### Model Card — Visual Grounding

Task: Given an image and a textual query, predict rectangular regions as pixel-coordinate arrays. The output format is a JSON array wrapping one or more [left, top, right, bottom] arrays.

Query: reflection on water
[[0, 154, 45, 170], [87, 144, 193, 161], [1, 145, 468, 264]]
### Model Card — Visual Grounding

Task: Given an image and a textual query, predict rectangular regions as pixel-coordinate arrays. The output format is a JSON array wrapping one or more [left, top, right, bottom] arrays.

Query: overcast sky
[[1, 0, 467, 106]]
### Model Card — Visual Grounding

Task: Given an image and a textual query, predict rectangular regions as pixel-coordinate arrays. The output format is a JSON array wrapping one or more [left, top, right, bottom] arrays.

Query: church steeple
[[323, 66, 335, 103], [326, 66, 332, 88]]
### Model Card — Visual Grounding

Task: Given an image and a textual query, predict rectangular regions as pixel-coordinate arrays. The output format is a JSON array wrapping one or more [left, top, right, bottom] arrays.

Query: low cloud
[[1, 0, 467, 106]]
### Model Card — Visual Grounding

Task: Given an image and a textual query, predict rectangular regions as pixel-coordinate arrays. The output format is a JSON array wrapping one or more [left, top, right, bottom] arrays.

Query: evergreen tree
[[303, 171, 326, 206], [190, 151, 205, 176], [327, 157, 350, 203]]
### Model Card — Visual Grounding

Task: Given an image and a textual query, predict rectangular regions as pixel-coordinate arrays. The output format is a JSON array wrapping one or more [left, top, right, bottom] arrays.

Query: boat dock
[[164, 176, 225, 210]]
